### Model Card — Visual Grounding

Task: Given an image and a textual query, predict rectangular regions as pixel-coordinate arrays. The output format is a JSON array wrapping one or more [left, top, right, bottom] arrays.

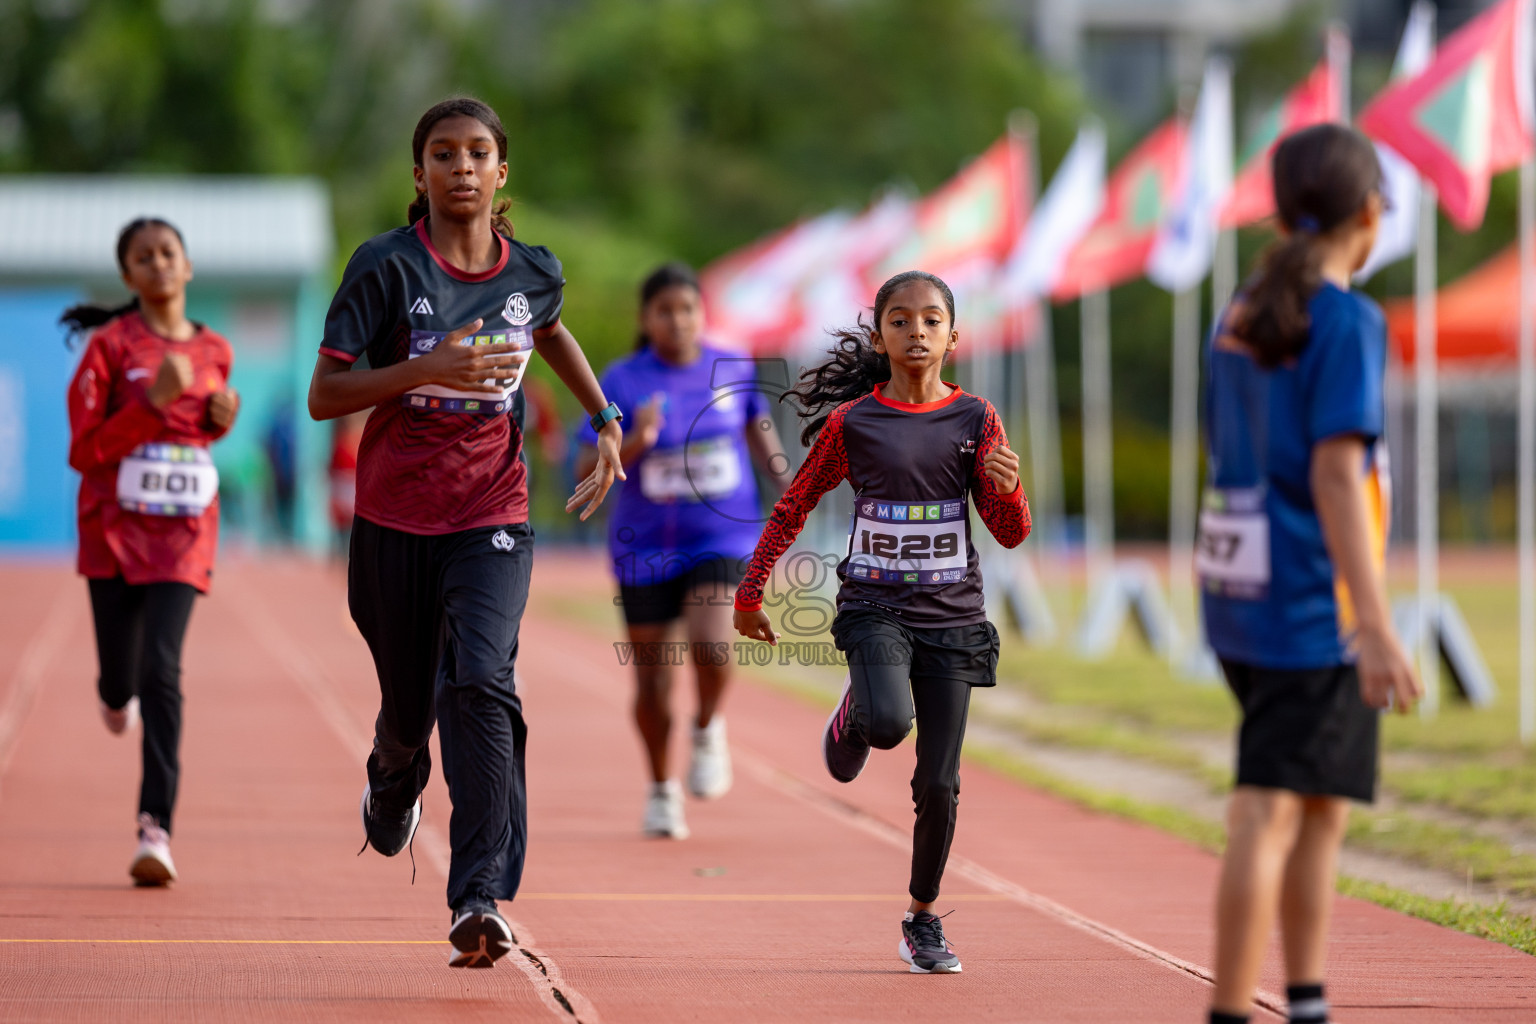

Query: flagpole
[[1328, 22, 1353, 121], [1519, 152, 1535, 744], [1012, 110, 1065, 552], [1168, 285, 1201, 664], [1415, 180, 1440, 717], [1213, 230, 1238, 311], [1027, 304, 1065, 550], [1081, 288, 1114, 595]]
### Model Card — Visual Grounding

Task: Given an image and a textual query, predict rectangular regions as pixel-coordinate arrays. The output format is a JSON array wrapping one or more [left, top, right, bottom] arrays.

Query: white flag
[[998, 122, 1105, 303], [1357, 1, 1435, 283], [1147, 59, 1233, 292]]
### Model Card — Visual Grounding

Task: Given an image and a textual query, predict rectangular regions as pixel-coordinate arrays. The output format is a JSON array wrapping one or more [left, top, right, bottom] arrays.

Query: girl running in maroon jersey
[[733, 270, 1029, 974], [65, 218, 241, 886], [307, 97, 625, 968]]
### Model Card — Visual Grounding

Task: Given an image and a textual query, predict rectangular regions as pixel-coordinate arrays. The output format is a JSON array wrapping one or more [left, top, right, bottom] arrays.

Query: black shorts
[[618, 556, 745, 626], [1220, 659, 1379, 802], [831, 603, 1000, 687]]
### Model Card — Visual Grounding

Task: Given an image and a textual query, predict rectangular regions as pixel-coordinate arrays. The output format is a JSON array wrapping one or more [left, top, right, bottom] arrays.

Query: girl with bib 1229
[[733, 270, 1029, 975], [577, 262, 790, 841], [64, 217, 241, 887], [1199, 124, 1422, 1024], [307, 97, 625, 970]]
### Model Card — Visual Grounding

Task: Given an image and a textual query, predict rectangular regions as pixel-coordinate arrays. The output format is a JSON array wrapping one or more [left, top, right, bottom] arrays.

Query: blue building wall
[[0, 281, 331, 556], [0, 290, 83, 550]]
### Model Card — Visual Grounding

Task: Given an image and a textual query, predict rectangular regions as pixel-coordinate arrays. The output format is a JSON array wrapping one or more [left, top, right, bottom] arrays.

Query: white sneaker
[[642, 780, 689, 839], [687, 716, 733, 800], [100, 696, 140, 735], [130, 812, 176, 886]]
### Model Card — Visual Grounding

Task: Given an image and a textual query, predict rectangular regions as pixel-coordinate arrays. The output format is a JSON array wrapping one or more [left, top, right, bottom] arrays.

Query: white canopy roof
[[0, 176, 332, 279]]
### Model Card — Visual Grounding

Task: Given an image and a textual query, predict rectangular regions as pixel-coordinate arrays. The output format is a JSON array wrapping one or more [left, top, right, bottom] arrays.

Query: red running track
[[0, 554, 1530, 1022]]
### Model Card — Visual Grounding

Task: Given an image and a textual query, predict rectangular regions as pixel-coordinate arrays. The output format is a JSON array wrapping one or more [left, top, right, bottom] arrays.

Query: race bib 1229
[[846, 497, 968, 586]]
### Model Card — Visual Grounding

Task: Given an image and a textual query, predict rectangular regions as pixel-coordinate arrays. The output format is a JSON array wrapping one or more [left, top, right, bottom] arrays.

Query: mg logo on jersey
[[961, 438, 977, 453], [409, 296, 434, 316], [503, 292, 532, 326], [491, 530, 515, 552]]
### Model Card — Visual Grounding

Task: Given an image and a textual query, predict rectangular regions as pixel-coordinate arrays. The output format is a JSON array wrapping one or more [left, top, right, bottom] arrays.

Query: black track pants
[[87, 577, 199, 834], [831, 606, 996, 904], [348, 516, 534, 911]]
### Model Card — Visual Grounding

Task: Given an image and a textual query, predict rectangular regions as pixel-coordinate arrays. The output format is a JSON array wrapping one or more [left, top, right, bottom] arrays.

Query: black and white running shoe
[[358, 784, 421, 857], [899, 910, 962, 974], [822, 674, 870, 783], [449, 902, 514, 968]]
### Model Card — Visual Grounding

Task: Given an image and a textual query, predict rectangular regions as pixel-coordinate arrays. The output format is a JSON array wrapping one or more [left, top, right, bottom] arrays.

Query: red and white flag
[[1222, 46, 1346, 228], [870, 133, 1031, 291], [700, 210, 853, 353], [1359, 0, 1534, 231], [1052, 118, 1188, 300]]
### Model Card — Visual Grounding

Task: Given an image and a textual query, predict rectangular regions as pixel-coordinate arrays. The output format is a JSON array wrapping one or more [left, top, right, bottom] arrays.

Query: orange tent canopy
[[1384, 244, 1528, 366]]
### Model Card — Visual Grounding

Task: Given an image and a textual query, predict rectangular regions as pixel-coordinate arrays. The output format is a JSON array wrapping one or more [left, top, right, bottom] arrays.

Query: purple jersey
[[579, 344, 768, 585]]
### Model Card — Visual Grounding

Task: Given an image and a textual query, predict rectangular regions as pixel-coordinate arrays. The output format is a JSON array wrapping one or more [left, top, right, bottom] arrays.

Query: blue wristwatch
[[589, 401, 623, 432]]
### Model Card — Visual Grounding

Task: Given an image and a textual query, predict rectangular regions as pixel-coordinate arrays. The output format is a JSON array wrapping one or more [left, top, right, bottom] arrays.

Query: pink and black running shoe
[[821, 674, 871, 783]]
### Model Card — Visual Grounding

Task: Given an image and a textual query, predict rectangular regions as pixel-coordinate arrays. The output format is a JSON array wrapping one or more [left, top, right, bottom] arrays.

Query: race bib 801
[[846, 496, 967, 586], [402, 328, 531, 415], [117, 443, 219, 517]]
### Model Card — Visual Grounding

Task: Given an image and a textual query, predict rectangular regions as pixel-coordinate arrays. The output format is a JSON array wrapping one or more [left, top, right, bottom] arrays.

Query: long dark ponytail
[[1231, 123, 1382, 368], [409, 96, 515, 238], [59, 218, 186, 348], [635, 262, 701, 351], [785, 270, 956, 446]]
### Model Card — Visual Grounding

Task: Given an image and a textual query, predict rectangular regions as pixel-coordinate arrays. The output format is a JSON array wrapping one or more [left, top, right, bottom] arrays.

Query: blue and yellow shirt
[[1199, 283, 1389, 669]]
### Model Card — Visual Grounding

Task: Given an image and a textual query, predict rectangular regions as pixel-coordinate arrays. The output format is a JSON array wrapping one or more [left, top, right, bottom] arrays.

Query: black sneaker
[[449, 901, 514, 968], [822, 674, 870, 783], [899, 910, 961, 974], [358, 784, 421, 857]]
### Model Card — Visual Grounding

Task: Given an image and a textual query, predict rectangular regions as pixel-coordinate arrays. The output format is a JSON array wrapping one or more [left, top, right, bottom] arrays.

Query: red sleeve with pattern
[[68, 333, 166, 474], [734, 402, 852, 612], [971, 400, 1031, 548]]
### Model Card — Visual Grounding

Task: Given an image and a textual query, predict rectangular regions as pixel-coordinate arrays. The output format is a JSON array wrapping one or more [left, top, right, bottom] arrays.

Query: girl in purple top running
[[577, 263, 790, 840]]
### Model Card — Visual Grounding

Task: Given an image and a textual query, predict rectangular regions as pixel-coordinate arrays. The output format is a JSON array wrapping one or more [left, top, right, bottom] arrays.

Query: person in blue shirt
[[1200, 124, 1421, 1024], [577, 263, 790, 839]]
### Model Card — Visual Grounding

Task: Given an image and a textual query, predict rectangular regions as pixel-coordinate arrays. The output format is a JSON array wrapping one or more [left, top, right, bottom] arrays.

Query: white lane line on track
[[734, 749, 1288, 1020], [531, 607, 1287, 1018], [239, 582, 602, 1024], [0, 582, 78, 793], [532, 607, 1289, 1019]]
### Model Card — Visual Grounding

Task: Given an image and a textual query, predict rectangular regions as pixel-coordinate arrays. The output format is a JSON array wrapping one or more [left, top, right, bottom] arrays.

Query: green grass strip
[[1336, 878, 1536, 956], [965, 743, 1536, 958]]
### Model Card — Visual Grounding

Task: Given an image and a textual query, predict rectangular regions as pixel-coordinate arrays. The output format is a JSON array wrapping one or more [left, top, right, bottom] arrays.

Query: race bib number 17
[[1195, 486, 1269, 599]]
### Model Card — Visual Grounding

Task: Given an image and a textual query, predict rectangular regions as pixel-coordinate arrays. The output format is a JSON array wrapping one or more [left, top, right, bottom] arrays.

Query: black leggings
[[348, 517, 534, 912], [87, 577, 199, 834], [832, 606, 996, 904]]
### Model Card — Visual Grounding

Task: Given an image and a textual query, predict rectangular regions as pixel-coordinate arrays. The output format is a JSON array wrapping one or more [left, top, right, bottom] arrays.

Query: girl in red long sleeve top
[[733, 271, 1029, 976], [63, 218, 240, 887]]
